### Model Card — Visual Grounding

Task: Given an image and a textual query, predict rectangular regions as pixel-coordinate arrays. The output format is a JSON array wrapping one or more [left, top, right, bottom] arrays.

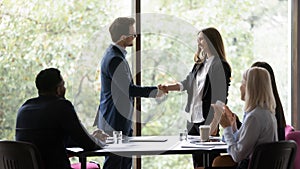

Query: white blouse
[[223, 106, 278, 162], [179, 56, 215, 123]]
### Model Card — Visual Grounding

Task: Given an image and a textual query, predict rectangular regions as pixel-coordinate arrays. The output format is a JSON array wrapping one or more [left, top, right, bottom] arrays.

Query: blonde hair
[[244, 67, 276, 113]]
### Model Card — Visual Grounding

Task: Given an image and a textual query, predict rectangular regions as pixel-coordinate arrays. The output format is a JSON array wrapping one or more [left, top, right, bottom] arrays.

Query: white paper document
[[210, 100, 225, 134], [195, 141, 226, 145], [128, 136, 168, 142], [181, 143, 214, 148]]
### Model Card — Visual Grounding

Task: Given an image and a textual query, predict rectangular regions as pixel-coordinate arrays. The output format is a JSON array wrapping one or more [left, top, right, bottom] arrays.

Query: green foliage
[[0, 0, 130, 137], [139, 0, 289, 168], [142, 155, 193, 169], [0, 0, 289, 168]]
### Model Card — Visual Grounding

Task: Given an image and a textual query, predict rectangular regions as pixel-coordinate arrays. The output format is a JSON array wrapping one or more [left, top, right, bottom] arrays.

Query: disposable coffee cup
[[113, 131, 122, 144], [199, 125, 210, 142]]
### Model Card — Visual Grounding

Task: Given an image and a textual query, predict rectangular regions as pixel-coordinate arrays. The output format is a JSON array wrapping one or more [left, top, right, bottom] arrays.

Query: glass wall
[[0, 0, 132, 165], [140, 0, 290, 168], [0, 0, 132, 136], [0, 0, 291, 168], [140, 0, 290, 135]]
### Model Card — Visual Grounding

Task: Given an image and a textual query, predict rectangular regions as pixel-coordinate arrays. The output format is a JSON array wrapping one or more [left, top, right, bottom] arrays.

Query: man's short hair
[[35, 68, 62, 93], [109, 17, 135, 42]]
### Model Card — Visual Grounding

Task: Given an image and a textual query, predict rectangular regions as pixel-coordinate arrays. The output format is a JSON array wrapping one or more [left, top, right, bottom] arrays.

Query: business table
[[67, 135, 228, 169]]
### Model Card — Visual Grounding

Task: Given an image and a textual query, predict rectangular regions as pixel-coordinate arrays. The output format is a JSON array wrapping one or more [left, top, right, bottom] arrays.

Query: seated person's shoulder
[[54, 97, 74, 107]]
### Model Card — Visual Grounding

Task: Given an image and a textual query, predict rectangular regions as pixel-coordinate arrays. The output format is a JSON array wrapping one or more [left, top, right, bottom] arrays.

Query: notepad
[[190, 139, 226, 145], [195, 142, 226, 145], [210, 100, 224, 134], [181, 144, 214, 148], [128, 137, 168, 142]]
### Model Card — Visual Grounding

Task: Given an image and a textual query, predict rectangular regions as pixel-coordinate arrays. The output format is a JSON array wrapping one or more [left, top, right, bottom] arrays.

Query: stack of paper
[[210, 100, 225, 134]]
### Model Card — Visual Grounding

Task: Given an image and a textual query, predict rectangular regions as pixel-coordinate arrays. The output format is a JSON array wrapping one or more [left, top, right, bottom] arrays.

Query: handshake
[[156, 84, 168, 98], [156, 84, 176, 98]]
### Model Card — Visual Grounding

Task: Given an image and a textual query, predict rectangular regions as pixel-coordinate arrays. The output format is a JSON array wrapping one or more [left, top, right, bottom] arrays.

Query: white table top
[[67, 135, 228, 157]]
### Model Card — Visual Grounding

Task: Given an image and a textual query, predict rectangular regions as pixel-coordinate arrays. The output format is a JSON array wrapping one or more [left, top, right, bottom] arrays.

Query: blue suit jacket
[[96, 44, 158, 136]]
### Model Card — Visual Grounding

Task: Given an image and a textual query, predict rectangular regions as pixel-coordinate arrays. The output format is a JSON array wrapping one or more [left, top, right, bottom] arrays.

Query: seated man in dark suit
[[16, 68, 107, 169]]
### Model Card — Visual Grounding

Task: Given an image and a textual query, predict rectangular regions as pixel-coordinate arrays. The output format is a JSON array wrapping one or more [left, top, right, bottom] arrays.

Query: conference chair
[[248, 140, 297, 169], [68, 153, 101, 169], [285, 125, 295, 138], [0, 140, 44, 169], [286, 131, 300, 169], [70, 160, 100, 169], [201, 141, 297, 169]]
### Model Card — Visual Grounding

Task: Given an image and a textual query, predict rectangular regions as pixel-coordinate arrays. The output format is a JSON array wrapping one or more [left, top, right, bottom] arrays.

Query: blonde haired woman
[[219, 67, 278, 169]]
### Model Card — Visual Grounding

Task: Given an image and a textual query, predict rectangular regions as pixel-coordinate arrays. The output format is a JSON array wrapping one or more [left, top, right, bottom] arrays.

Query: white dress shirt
[[179, 56, 215, 123], [112, 43, 127, 56]]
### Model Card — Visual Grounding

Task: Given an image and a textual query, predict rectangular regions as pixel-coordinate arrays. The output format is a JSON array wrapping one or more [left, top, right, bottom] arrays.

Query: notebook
[[128, 136, 168, 142], [210, 100, 224, 134]]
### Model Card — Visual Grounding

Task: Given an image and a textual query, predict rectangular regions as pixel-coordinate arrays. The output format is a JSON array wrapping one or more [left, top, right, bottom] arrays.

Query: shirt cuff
[[177, 82, 184, 91], [223, 126, 235, 144], [223, 126, 233, 135]]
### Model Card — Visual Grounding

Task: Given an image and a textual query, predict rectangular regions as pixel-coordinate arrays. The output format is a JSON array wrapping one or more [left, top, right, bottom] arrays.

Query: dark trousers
[[187, 121, 219, 168], [102, 154, 132, 169], [236, 159, 249, 169]]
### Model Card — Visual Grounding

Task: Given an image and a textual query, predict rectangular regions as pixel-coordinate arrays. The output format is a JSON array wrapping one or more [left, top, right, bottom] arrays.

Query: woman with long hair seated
[[219, 67, 278, 169]]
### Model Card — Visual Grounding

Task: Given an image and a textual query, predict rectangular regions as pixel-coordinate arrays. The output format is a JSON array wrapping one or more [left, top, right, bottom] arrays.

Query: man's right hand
[[157, 84, 168, 97], [92, 129, 109, 142]]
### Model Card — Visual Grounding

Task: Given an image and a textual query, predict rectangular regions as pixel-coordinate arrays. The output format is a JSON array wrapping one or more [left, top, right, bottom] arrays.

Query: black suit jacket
[[16, 95, 104, 169], [181, 56, 231, 124]]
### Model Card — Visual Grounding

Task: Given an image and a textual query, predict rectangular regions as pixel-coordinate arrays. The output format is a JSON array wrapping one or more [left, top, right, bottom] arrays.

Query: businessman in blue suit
[[94, 17, 165, 169]]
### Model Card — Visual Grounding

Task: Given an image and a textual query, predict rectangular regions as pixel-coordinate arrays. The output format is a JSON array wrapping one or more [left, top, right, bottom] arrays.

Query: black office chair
[[0, 140, 44, 169], [248, 140, 297, 169], [202, 140, 297, 169]]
